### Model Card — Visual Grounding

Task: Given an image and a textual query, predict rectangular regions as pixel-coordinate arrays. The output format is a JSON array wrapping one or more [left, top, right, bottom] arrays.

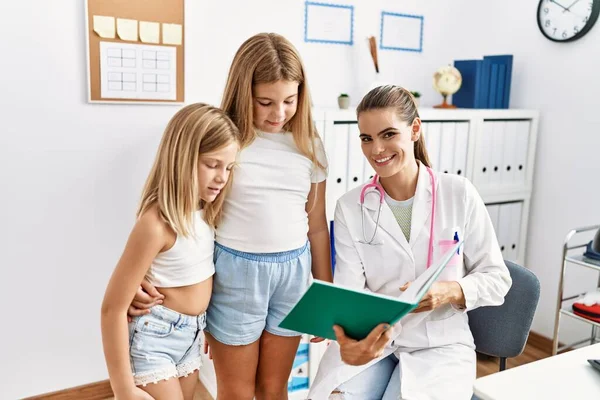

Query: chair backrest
[[468, 260, 540, 358]]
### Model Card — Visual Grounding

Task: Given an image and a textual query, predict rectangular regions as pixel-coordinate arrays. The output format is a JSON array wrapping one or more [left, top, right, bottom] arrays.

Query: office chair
[[469, 260, 540, 400]]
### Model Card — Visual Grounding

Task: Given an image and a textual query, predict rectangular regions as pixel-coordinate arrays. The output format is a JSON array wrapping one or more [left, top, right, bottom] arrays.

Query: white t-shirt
[[216, 131, 328, 253]]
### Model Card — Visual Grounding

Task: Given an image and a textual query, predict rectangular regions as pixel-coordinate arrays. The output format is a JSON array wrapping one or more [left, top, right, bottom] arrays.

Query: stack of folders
[[279, 239, 463, 341], [452, 55, 513, 109]]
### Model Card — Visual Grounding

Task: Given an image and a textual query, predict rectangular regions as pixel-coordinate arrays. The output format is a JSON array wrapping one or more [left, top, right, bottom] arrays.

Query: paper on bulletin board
[[139, 21, 160, 43], [93, 15, 115, 38], [305, 3, 353, 44], [162, 23, 182, 45], [99, 41, 177, 100], [117, 18, 138, 41]]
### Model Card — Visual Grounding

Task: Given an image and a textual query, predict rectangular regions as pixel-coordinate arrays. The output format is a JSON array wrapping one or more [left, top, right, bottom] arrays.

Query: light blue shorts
[[128, 305, 206, 386], [206, 241, 311, 345]]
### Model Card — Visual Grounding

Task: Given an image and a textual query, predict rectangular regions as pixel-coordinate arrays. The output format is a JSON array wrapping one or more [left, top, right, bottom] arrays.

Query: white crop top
[[145, 210, 215, 288]]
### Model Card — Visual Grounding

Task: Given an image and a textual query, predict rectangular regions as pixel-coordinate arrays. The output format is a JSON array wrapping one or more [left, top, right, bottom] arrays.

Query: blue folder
[[453, 60, 483, 109], [480, 58, 492, 108], [484, 55, 513, 109], [489, 64, 499, 109]]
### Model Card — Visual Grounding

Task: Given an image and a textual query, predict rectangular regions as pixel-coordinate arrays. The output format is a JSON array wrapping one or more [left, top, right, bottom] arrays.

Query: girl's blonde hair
[[356, 85, 431, 168], [221, 32, 325, 172], [137, 103, 240, 235]]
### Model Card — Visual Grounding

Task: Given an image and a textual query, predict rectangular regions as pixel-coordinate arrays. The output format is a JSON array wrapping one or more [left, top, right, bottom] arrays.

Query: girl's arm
[[101, 210, 167, 397], [306, 181, 333, 283]]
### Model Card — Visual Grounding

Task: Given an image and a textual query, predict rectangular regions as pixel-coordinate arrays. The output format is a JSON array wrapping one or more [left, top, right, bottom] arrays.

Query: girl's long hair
[[221, 33, 326, 173], [137, 103, 240, 235]]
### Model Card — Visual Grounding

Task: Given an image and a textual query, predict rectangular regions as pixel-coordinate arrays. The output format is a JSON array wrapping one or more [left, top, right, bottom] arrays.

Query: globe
[[432, 65, 462, 108]]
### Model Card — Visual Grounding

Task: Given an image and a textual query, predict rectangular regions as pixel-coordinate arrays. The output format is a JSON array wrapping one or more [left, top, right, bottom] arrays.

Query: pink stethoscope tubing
[[359, 166, 436, 268]]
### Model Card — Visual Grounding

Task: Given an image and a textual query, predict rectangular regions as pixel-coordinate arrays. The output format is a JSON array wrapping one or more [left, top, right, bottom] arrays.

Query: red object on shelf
[[572, 302, 600, 323]]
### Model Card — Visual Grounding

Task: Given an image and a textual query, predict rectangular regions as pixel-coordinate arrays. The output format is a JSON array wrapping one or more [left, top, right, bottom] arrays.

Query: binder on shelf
[[496, 202, 522, 262], [489, 64, 499, 109], [324, 123, 350, 221], [514, 121, 530, 185], [439, 123, 456, 174], [452, 55, 512, 109], [501, 121, 518, 185], [496, 64, 506, 110], [480, 58, 492, 108], [483, 55, 513, 109], [453, 60, 484, 109], [425, 122, 441, 169], [489, 121, 505, 186], [475, 121, 494, 186], [452, 122, 469, 177]]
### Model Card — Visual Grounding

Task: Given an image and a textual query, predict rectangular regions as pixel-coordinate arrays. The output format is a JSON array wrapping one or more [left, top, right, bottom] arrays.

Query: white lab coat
[[308, 163, 512, 400]]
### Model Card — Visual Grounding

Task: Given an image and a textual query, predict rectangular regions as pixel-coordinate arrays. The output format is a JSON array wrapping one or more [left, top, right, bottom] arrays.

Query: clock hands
[[548, 0, 586, 19], [549, 0, 570, 11], [563, 0, 581, 12]]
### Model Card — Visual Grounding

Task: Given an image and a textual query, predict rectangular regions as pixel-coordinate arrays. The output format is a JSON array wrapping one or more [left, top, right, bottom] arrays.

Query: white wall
[[1, 0, 598, 398]]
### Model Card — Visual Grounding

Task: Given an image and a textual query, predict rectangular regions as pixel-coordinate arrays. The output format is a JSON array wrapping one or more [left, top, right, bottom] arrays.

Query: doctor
[[308, 85, 512, 400]]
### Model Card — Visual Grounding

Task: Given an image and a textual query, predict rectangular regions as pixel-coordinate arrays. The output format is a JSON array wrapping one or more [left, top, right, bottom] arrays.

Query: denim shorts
[[206, 241, 311, 345], [128, 305, 206, 386]]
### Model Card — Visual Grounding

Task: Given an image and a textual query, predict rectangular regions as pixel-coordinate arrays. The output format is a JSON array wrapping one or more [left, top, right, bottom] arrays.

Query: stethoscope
[[360, 166, 437, 268]]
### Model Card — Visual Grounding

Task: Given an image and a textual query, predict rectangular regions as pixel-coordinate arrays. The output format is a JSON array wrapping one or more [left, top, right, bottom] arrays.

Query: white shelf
[[479, 190, 531, 204], [560, 308, 600, 328], [565, 254, 600, 272], [553, 225, 600, 355]]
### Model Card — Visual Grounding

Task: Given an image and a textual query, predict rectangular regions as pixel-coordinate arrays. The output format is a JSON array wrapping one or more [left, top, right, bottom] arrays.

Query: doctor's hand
[[333, 323, 392, 366], [401, 281, 466, 313]]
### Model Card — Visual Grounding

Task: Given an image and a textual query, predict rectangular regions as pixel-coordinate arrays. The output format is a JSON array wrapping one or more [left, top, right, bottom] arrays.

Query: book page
[[398, 239, 463, 303]]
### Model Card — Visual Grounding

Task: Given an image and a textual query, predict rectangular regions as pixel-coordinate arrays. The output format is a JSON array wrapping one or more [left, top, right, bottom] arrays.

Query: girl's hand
[[127, 280, 164, 321], [333, 323, 392, 366], [401, 281, 465, 313], [310, 336, 327, 343]]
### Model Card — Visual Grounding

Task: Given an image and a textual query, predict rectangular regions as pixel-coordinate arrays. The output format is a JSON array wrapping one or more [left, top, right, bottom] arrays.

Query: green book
[[279, 239, 464, 341]]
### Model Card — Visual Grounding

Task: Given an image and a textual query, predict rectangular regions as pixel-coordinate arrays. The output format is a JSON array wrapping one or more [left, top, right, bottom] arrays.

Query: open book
[[279, 238, 464, 341]]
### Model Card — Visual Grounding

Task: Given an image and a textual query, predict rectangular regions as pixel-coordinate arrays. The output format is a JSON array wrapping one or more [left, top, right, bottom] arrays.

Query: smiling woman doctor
[[307, 85, 512, 400]]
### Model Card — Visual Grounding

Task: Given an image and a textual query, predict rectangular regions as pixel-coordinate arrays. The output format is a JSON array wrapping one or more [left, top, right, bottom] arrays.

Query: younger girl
[[101, 103, 239, 400]]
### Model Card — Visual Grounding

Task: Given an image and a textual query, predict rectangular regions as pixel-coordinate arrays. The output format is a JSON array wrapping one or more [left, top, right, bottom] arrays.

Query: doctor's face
[[358, 108, 420, 178]]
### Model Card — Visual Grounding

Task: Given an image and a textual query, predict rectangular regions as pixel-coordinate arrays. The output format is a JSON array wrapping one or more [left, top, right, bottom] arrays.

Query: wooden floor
[[106, 342, 550, 400], [475, 341, 550, 378]]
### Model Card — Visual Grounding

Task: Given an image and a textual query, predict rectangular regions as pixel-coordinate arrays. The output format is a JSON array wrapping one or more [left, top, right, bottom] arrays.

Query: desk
[[473, 343, 600, 399]]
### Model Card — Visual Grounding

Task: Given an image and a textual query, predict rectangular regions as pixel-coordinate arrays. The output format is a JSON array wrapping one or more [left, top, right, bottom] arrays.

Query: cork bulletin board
[[85, 0, 185, 104]]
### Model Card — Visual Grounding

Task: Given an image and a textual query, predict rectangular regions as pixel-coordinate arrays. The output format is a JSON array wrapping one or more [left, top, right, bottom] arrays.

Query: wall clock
[[537, 0, 600, 42]]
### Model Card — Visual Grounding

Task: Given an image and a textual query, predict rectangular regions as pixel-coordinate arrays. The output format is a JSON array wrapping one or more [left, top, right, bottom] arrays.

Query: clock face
[[537, 0, 600, 42]]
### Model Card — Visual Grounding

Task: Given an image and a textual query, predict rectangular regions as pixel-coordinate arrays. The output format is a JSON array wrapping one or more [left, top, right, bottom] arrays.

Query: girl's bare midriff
[[158, 276, 213, 316]]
